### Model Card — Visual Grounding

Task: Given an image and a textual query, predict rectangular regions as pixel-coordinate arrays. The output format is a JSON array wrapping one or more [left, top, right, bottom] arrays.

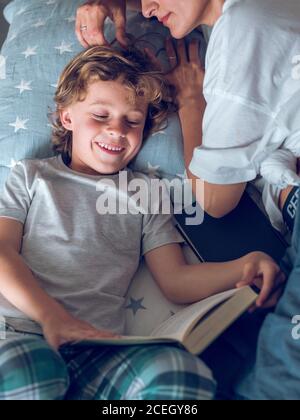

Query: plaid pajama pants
[[0, 332, 216, 400]]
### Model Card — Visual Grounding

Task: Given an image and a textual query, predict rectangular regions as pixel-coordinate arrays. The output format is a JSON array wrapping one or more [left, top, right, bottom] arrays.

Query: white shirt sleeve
[[260, 149, 300, 189], [189, 93, 287, 185], [189, 0, 300, 186]]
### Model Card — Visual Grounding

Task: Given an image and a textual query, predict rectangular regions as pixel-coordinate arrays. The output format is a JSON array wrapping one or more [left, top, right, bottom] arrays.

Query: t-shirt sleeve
[[0, 162, 31, 224], [189, 94, 287, 185], [141, 181, 184, 256]]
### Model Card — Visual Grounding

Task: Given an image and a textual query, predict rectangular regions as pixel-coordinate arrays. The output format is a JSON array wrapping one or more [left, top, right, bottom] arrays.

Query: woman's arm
[[179, 98, 247, 218], [166, 39, 246, 218]]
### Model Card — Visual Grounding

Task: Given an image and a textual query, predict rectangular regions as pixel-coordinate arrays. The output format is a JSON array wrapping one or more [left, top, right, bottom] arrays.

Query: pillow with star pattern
[[0, 0, 207, 191]]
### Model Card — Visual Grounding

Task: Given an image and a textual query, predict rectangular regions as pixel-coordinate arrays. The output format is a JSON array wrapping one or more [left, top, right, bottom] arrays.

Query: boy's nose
[[106, 123, 126, 140]]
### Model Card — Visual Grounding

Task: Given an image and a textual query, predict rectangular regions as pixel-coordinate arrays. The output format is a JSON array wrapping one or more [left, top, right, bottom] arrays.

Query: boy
[[0, 46, 283, 400]]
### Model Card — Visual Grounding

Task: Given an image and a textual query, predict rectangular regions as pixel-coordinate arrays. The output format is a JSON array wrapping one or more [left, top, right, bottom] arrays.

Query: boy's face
[[60, 79, 148, 176]]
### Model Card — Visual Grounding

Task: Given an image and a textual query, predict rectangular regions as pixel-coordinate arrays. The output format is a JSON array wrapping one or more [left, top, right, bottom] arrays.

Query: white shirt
[[189, 0, 300, 186]]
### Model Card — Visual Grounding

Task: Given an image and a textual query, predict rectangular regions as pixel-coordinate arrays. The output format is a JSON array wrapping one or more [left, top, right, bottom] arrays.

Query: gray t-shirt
[[0, 156, 182, 334]]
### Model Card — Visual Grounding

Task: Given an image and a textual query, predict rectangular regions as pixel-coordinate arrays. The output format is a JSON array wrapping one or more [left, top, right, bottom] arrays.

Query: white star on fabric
[[50, 83, 58, 89], [22, 46, 38, 59], [54, 41, 73, 55], [146, 162, 161, 177], [151, 130, 167, 137], [126, 297, 147, 316], [65, 16, 76, 23], [33, 19, 47, 28], [6, 159, 19, 169], [9, 117, 29, 133], [0, 55, 6, 80], [16, 6, 27, 16], [7, 33, 17, 42], [15, 80, 32, 94]]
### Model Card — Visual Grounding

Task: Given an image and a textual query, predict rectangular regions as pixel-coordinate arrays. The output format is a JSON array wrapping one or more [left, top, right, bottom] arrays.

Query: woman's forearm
[[0, 244, 71, 326], [178, 97, 206, 168], [178, 97, 246, 218]]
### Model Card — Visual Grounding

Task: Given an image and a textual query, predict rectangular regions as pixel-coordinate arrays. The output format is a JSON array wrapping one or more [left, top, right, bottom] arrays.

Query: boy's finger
[[236, 264, 257, 288], [256, 266, 277, 306]]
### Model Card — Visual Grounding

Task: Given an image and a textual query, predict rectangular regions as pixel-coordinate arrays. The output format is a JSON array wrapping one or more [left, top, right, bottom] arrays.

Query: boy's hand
[[42, 314, 121, 351], [236, 252, 286, 310], [76, 0, 128, 48], [165, 38, 205, 109]]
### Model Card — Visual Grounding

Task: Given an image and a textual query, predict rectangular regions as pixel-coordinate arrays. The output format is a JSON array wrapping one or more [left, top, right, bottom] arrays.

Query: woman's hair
[[51, 45, 177, 159]]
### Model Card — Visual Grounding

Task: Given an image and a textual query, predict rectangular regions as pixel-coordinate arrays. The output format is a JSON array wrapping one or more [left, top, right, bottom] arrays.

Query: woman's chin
[[169, 26, 191, 39]]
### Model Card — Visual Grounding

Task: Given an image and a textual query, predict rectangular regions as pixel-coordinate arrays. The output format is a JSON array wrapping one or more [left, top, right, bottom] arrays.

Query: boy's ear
[[60, 109, 73, 131]]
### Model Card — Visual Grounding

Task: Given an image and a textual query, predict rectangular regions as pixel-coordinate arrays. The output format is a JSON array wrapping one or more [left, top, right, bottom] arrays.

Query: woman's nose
[[141, 0, 158, 18]]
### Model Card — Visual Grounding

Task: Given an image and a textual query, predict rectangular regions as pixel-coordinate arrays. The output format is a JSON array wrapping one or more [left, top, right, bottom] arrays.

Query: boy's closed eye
[[91, 114, 143, 127]]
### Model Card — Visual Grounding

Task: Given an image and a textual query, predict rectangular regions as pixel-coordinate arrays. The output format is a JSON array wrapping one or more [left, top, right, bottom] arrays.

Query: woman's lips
[[161, 13, 171, 25]]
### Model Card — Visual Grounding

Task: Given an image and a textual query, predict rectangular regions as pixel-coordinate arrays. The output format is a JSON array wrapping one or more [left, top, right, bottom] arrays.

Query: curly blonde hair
[[51, 45, 177, 160]]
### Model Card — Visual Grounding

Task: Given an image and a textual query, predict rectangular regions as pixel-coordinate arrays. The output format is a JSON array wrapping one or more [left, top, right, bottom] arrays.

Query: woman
[[75, 1, 300, 399], [76, 0, 300, 228]]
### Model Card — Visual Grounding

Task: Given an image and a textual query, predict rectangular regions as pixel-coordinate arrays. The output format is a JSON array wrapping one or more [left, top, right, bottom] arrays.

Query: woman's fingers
[[83, 9, 109, 46], [189, 39, 201, 64], [75, 17, 90, 48], [165, 38, 178, 69], [112, 6, 128, 47], [176, 39, 188, 65], [144, 48, 163, 71], [76, 3, 111, 47]]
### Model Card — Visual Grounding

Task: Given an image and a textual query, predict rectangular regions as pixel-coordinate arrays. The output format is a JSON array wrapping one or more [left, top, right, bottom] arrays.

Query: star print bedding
[[0, 0, 206, 192]]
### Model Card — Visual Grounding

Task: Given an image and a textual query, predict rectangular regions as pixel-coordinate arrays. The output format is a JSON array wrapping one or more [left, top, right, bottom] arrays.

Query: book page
[[149, 288, 238, 341]]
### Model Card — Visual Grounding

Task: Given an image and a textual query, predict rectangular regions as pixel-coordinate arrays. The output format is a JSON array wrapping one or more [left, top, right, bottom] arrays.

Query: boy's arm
[[145, 243, 283, 306], [0, 218, 74, 326], [0, 218, 119, 348]]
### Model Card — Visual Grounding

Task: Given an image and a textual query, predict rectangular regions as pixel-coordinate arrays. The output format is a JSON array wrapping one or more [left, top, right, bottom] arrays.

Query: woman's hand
[[42, 313, 121, 351], [76, 0, 128, 48], [165, 38, 205, 109], [236, 252, 286, 310]]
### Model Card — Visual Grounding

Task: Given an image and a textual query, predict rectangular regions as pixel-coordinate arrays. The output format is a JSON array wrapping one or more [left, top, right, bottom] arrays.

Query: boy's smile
[[60, 79, 148, 176]]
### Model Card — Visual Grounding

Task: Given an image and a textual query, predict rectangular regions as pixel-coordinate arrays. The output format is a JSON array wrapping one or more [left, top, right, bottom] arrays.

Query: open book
[[76, 286, 257, 355]]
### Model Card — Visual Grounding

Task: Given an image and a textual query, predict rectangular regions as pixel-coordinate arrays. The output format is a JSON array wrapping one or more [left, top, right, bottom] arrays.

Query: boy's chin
[[93, 162, 128, 176]]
